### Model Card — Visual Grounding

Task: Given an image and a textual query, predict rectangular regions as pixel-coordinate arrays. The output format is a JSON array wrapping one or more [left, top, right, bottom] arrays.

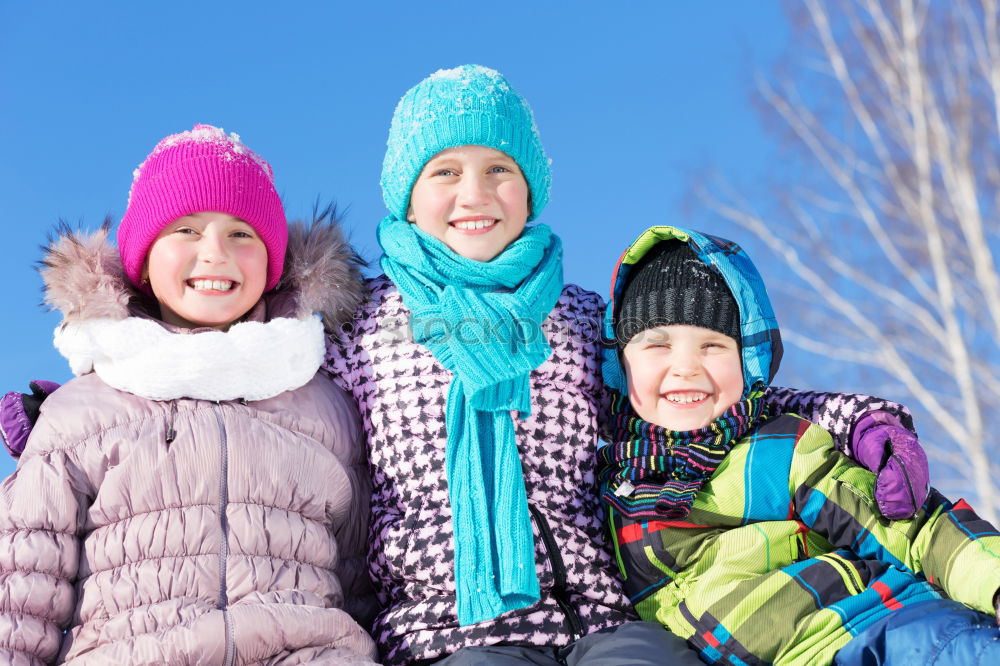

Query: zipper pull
[[165, 402, 177, 445]]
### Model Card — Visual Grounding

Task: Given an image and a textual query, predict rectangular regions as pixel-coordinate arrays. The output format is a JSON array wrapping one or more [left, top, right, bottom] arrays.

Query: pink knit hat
[[118, 124, 287, 292]]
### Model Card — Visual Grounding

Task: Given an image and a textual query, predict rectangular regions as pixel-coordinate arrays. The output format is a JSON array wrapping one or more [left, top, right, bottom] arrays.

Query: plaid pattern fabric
[[764, 385, 916, 457], [599, 391, 766, 519], [602, 226, 782, 399], [605, 414, 1000, 665]]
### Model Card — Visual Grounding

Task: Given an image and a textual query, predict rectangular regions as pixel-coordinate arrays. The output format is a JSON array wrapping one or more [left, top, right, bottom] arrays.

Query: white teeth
[[453, 219, 496, 230], [666, 392, 708, 404], [190, 279, 234, 291]]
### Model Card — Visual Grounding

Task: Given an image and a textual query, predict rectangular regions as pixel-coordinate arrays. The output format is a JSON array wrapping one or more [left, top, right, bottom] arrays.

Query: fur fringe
[[40, 219, 131, 323], [39, 208, 367, 329], [280, 205, 367, 332]]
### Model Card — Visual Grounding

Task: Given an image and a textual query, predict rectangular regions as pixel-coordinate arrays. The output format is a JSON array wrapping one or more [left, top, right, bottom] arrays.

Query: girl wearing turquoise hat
[[323, 64, 928, 665]]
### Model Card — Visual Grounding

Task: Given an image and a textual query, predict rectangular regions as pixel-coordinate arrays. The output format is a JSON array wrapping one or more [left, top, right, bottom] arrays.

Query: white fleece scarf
[[54, 315, 325, 402]]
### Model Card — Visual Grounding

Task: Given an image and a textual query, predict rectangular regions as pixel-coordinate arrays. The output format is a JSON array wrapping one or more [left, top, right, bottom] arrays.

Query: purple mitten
[[850, 411, 930, 520], [0, 380, 60, 458]]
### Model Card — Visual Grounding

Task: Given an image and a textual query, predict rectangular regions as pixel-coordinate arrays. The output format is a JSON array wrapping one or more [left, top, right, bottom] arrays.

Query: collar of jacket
[[40, 216, 366, 402]]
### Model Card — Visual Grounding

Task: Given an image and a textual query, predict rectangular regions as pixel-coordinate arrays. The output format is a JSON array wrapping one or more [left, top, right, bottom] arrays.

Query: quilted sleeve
[[0, 446, 87, 664], [321, 383, 379, 631]]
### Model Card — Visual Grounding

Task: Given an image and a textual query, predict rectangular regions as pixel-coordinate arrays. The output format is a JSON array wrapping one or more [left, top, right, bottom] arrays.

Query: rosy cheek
[[497, 179, 526, 200], [628, 372, 652, 407]]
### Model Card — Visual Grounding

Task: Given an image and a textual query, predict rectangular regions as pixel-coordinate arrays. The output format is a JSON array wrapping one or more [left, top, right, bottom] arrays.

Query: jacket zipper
[[165, 402, 177, 445], [528, 504, 584, 641], [214, 407, 235, 666]]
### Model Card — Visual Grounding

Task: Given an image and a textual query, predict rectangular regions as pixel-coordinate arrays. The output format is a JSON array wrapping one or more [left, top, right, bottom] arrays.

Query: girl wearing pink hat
[[0, 125, 378, 664]]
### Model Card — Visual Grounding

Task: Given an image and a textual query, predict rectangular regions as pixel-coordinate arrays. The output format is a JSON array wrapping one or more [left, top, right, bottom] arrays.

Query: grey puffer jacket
[[0, 220, 379, 665]]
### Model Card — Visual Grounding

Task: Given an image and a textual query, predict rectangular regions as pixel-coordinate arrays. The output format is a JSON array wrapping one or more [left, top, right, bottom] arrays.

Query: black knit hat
[[615, 240, 741, 349]]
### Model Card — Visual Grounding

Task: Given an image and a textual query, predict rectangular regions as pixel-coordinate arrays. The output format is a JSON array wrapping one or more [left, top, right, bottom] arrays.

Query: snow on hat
[[380, 64, 551, 221], [118, 124, 287, 291]]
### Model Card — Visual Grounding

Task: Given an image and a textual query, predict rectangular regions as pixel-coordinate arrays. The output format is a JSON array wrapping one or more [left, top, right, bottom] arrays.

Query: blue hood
[[602, 226, 783, 399]]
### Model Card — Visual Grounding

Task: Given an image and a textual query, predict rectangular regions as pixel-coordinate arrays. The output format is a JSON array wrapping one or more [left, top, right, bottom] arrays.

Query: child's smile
[[663, 390, 711, 405], [407, 145, 529, 262], [144, 212, 267, 331], [623, 324, 743, 431], [188, 278, 236, 291], [450, 216, 498, 233]]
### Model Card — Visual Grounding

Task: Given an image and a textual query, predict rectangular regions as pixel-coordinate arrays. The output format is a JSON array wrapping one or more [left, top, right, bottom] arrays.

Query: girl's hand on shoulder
[[850, 411, 930, 520]]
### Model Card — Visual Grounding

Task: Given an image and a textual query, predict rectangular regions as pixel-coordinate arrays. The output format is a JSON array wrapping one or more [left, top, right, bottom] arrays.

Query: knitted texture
[[118, 124, 287, 291], [599, 391, 766, 519], [615, 240, 741, 348], [323, 274, 923, 664], [0, 213, 379, 665], [597, 225, 948, 665], [377, 216, 563, 626], [324, 277, 637, 664], [54, 315, 325, 401], [602, 226, 782, 401], [602, 413, 1000, 665], [380, 64, 551, 221]]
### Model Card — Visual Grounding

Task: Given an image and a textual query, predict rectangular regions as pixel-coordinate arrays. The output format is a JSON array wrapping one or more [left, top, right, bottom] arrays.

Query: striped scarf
[[599, 391, 766, 519]]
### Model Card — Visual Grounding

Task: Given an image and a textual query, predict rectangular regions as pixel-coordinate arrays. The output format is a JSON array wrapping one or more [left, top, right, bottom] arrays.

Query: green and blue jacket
[[599, 227, 1000, 665]]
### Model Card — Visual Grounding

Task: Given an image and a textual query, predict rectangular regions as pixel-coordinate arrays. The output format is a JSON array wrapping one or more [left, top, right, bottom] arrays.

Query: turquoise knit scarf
[[378, 216, 563, 626]]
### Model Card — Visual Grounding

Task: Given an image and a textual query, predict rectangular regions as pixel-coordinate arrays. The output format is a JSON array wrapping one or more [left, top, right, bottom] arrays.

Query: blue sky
[[0, 1, 791, 478]]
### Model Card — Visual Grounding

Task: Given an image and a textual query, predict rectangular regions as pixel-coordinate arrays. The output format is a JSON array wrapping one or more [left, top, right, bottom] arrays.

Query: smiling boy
[[598, 226, 1000, 665]]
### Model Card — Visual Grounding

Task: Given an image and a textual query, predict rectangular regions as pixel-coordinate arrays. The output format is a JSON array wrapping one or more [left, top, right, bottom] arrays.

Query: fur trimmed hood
[[39, 212, 367, 402], [41, 210, 366, 332]]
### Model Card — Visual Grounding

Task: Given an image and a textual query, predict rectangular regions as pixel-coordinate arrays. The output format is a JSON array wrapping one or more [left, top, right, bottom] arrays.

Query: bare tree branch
[[700, 0, 1000, 518]]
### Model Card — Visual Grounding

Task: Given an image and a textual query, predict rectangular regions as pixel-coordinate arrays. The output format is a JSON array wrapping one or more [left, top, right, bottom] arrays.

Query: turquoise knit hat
[[380, 64, 551, 221]]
